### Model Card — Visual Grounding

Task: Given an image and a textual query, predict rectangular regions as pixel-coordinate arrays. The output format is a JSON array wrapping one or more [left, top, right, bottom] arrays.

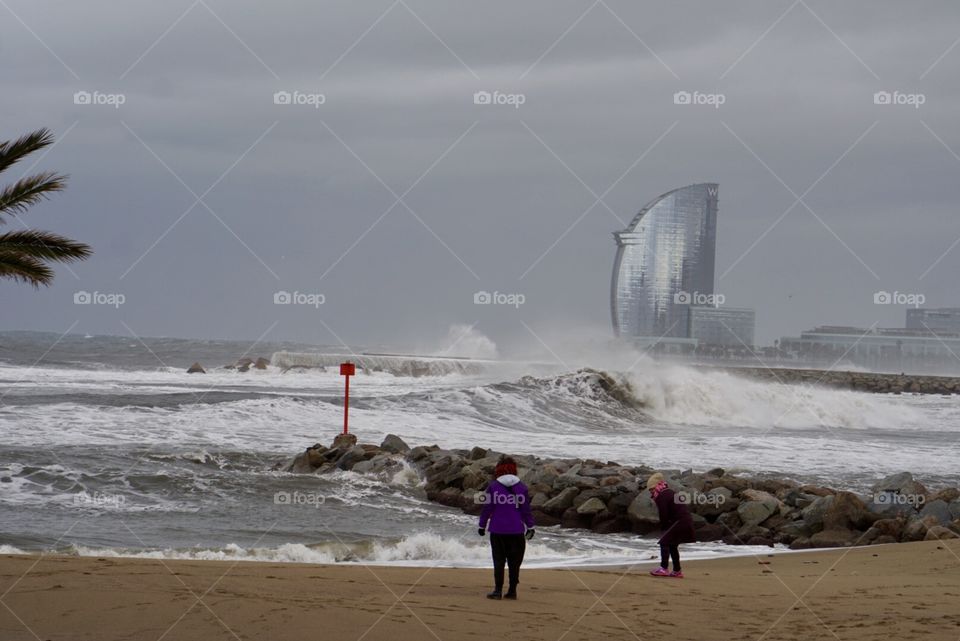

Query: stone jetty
[[281, 435, 960, 550], [715, 366, 960, 395]]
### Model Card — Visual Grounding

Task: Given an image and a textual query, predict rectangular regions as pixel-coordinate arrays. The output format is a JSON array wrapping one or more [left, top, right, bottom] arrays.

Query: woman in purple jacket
[[647, 472, 696, 578], [478, 456, 536, 600]]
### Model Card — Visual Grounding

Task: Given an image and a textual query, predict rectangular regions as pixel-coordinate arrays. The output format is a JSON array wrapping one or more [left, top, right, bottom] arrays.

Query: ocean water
[[1, 331, 957, 567]]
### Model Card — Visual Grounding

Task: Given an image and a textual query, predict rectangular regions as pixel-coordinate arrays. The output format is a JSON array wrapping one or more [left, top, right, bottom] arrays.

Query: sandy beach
[[2, 540, 958, 641]]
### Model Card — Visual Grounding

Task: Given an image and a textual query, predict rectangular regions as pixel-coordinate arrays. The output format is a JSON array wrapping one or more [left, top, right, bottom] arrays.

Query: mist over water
[[1, 330, 956, 566]]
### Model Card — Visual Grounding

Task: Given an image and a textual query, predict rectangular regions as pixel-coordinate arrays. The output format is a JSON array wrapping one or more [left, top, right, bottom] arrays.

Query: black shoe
[[503, 591, 517, 600], [486, 590, 502, 600]]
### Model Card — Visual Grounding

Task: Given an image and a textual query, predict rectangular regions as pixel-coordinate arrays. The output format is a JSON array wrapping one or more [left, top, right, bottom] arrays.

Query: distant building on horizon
[[779, 325, 960, 373], [688, 306, 756, 348], [906, 308, 960, 333], [610, 183, 719, 340]]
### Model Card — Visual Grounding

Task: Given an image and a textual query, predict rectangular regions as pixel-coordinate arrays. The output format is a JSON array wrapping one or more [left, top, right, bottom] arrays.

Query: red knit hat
[[494, 457, 517, 477]]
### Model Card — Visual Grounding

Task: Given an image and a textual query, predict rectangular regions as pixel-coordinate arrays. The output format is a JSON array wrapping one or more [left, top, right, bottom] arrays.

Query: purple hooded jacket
[[478, 474, 535, 535]]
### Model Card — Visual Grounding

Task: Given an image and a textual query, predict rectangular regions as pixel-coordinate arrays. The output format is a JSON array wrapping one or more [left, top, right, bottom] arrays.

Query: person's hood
[[496, 474, 521, 487]]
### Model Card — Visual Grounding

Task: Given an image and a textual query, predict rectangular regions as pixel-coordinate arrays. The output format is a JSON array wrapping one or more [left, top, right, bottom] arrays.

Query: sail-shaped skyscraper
[[611, 183, 719, 339]]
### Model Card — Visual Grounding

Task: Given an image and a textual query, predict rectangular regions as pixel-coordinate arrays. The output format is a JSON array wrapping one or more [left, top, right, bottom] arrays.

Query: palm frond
[[0, 252, 55, 287], [0, 229, 92, 263], [0, 128, 56, 175], [0, 171, 67, 219]]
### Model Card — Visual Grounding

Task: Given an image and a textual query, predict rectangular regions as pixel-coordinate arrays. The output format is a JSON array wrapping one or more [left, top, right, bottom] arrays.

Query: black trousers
[[490, 533, 526, 591], [660, 544, 681, 571]]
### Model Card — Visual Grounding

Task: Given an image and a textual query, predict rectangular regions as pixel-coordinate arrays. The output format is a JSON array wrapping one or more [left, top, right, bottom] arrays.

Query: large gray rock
[[380, 434, 410, 454], [693, 487, 737, 518], [186, 362, 205, 374], [332, 433, 358, 449], [871, 472, 928, 499], [286, 445, 326, 473], [902, 516, 938, 542], [823, 492, 875, 531], [606, 491, 637, 515], [779, 519, 816, 538], [801, 495, 835, 531], [627, 491, 660, 527], [542, 487, 579, 515], [335, 445, 367, 470], [924, 526, 960, 541], [572, 489, 613, 510], [576, 497, 607, 516], [735, 524, 772, 541], [863, 518, 904, 543], [868, 492, 920, 517], [919, 500, 953, 526], [738, 491, 779, 527], [716, 510, 742, 532], [809, 529, 861, 548]]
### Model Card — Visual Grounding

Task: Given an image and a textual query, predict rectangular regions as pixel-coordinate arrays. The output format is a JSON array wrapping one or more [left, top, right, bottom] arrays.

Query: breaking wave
[[506, 366, 922, 430]]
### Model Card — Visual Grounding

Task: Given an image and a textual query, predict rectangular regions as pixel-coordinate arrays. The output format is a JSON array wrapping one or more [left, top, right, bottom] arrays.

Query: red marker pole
[[340, 362, 355, 434]]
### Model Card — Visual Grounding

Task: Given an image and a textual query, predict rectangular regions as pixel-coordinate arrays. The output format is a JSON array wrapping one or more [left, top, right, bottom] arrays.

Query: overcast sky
[[2, 0, 959, 356]]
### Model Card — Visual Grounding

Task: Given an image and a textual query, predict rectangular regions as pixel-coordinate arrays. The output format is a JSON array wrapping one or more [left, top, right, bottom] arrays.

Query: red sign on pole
[[340, 362, 355, 434]]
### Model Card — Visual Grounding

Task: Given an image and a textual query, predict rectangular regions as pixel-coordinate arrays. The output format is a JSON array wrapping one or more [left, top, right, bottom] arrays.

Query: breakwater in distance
[[281, 434, 960, 551], [710, 367, 960, 395]]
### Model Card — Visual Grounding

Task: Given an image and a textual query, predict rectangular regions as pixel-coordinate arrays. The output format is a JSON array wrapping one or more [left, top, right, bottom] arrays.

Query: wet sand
[[1, 540, 959, 640]]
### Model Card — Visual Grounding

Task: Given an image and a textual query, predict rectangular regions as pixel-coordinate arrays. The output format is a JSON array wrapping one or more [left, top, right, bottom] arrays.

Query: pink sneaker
[[669, 571, 684, 579], [649, 567, 671, 577]]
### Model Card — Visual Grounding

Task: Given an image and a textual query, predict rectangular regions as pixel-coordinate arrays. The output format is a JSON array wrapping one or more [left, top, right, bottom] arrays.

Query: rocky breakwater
[[281, 436, 960, 549], [717, 366, 960, 395]]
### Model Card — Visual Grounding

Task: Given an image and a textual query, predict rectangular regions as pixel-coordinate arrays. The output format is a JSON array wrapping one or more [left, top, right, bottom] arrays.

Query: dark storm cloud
[[2, 0, 959, 355]]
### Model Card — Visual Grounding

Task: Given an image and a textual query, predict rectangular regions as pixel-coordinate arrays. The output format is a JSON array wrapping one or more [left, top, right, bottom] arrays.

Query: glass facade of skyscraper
[[610, 183, 718, 338]]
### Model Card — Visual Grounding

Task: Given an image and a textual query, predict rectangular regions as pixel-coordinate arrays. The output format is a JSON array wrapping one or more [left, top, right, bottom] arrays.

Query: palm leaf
[[0, 229, 92, 262], [0, 171, 67, 219], [0, 128, 93, 286], [0, 128, 56, 175], [0, 252, 55, 287]]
